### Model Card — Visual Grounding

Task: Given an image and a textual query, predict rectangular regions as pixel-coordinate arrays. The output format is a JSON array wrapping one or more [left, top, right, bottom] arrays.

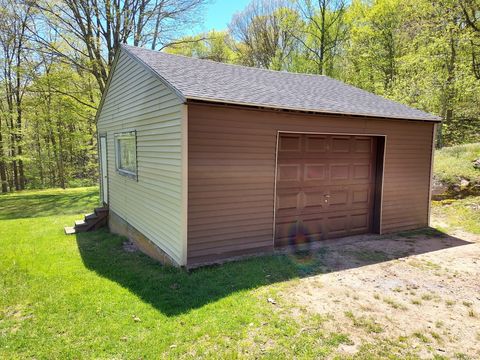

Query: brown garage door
[[275, 133, 378, 247]]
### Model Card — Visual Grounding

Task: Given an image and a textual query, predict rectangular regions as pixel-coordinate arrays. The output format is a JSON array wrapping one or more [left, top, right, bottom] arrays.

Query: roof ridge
[[121, 43, 329, 79]]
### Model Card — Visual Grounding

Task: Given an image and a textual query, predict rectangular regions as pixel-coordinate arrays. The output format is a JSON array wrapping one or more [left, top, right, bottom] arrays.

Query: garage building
[[96, 44, 441, 267]]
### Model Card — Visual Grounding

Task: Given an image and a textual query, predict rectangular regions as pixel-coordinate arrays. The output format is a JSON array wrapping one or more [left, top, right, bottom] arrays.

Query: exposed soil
[[282, 230, 480, 359], [122, 240, 139, 253]]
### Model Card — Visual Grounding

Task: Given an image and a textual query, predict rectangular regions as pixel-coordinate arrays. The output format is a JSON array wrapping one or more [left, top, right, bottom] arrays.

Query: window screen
[[115, 131, 137, 178]]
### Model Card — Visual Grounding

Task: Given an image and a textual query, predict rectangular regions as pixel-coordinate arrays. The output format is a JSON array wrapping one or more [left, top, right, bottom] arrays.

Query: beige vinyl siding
[[97, 49, 185, 265], [187, 102, 435, 265]]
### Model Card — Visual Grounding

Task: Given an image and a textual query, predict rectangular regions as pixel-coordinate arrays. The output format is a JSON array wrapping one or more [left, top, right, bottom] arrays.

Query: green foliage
[[0, 1, 101, 192], [342, 0, 479, 146], [342, 0, 405, 94], [23, 61, 100, 189], [165, 30, 235, 63], [1, 0, 479, 193], [434, 143, 480, 185]]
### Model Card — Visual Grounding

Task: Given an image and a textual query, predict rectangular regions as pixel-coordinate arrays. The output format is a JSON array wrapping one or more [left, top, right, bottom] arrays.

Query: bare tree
[[32, 0, 208, 93], [229, 0, 300, 70], [294, 0, 347, 75], [0, 0, 34, 191], [460, 0, 480, 79]]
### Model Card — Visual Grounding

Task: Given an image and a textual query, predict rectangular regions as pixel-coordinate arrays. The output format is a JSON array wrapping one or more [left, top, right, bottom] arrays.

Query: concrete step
[[64, 226, 76, 235]]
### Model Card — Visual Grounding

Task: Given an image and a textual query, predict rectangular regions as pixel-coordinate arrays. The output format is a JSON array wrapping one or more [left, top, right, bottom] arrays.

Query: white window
[[115, 131, 137, 178]]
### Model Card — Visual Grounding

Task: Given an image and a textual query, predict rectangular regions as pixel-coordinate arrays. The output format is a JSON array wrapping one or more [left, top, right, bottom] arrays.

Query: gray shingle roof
[[122, 45, 441, 122]]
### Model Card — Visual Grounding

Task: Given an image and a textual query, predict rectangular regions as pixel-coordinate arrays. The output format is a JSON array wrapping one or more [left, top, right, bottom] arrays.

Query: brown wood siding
[[187, 103, 435, 265]]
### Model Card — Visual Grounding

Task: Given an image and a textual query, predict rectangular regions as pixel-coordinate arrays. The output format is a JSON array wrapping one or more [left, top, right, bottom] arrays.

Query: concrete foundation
[[108, 210, 179, 267]]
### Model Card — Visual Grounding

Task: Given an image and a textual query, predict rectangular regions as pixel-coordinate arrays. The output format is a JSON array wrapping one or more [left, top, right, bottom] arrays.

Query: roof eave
[[185, 96, 442, 123]]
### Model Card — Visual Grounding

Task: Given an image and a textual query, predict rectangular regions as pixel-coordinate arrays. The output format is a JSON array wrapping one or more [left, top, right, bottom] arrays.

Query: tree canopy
[[1, 0, 479, 192], [0, 0, 207, 192]]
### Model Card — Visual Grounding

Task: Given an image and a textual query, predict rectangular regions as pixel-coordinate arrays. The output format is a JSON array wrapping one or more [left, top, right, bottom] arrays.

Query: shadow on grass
[[75, 227, 473, 317], [0, 188, 99, 220]]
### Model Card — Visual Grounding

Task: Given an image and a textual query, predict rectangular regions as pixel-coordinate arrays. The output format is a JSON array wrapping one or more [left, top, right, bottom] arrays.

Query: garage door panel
[[302, 154, 368, 160], [353, 163, 372, 180], [328, 189, 349, 206], [351, 213, 370, 231], [330, 164, 350, 180], [327, 215, 349, 235], [303, 190, 326, 209], [352, 188, 371, 204], [275, 219, 323, 246], [275, 219, 298, 244], [302, 219, 325, 242], [279, 134, 302, 151], [354, 137, 373, 153], [276, 192, 300, 211], [275, 133, 377, 245], [304, 163, 327, 180], [331, 136, 351, 152], [305, 135, 328, 152], [278, 164, 301, 181]]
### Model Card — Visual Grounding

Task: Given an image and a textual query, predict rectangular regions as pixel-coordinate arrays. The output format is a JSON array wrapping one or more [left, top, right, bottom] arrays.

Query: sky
[[195, 0, 251, 32]]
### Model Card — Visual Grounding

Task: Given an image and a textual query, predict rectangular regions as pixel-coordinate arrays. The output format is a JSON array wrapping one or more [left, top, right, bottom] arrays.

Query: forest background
[[1, 0, 479, 192]]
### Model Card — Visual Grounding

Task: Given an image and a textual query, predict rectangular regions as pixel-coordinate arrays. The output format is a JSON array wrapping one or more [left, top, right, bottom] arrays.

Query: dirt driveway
[[281, 229, 480, 359]]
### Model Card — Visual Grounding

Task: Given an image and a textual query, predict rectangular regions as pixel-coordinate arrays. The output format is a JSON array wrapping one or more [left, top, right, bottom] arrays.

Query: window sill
[[116, 169, 138, 180]]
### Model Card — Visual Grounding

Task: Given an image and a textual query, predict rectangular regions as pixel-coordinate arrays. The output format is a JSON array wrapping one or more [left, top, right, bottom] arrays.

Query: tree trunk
[[319, 0, 326, 75], [151, 0, 162, 50], [9, 117, 19, 190], [0, 163, 7, 193], [16, 106, 25, 189], [441, 31, 457, 147], [56, 120, 66, 189], [0, 127, 7, 193], [49, 128, 60, 187], [35, 126, 44, 187]]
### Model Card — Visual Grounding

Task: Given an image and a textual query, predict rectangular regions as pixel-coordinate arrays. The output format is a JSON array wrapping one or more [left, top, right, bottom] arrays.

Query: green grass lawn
[[0, 187, 351, 359], [431, 142, 480, 233], [1, 187, 478, 359], [431, 196, 480, 234], [434, 142, 480, 188]]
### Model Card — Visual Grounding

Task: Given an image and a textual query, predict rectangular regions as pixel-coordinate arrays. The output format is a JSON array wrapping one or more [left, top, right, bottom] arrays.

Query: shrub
[[434, 143, 480, 196]]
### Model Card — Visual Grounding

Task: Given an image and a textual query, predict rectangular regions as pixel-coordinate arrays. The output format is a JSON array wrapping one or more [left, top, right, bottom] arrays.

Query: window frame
[[114, 130, 138, 180]]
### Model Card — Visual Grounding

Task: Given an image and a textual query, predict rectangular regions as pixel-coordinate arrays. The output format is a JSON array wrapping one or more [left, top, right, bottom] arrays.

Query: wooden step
[[92, 216, 108, 230], [64, 226, 76, 235], [74, 219, 92, 231], [65, 207, 109, 235], [94, 207, 108, 216], [75, 219, 87, 227], [85, 213, 98, 221]]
